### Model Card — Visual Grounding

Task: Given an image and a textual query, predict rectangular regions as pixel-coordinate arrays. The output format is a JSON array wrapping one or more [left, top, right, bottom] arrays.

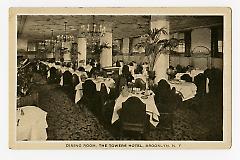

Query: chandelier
[[79, 15, 106, 44], [57, 22, 75, 43], [38, 32, 46, 50], [38, 30, 57, 52], [45, 29, 56, 46]]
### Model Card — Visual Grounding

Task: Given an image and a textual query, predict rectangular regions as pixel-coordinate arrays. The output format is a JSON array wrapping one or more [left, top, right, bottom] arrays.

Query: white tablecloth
[[111, 91, 160, 127], [16, 106, 48, 141], [75, 78, 115, 104], [59, 70, 84, 86], [168, 81, 197, 101], [175, 69, 204, 81]]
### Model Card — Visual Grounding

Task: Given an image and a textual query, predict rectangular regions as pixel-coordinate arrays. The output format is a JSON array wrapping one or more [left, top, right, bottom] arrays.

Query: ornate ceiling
[[17, 15, 223, 42], [17, 15, 151, 41]]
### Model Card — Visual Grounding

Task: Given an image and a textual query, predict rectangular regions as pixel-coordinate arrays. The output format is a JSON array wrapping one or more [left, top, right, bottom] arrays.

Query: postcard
[[9, 7, 231, 149]]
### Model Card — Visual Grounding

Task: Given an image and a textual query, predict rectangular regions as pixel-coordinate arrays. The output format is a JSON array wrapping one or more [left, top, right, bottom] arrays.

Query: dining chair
[[100, 83, 108, 105], [72, 74, 80, 88], [102, 99, 115, 126], [156, 84, 177, 133], [62, 70, 74, 99], [156, 100, 175, 133], [39, 63, 48, 77], [134, 78, 146, 91], [63, 71, 73, 87], [115, 75, 128, 97], [120, 96, 148, 140], [194, 73, 207, 97], [154, 79, 171, 104], [208, 68, 223, 97], [180, 74, 192, 82], [82, 80, 102, 119], [48, 67, 58, 84]]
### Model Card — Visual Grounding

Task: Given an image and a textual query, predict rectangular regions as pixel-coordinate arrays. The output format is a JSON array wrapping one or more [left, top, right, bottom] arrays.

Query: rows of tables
[[41, 61, 161, 127], [41, 61, 200, 128], [41, 61, 115, 104], [16, 62, 204, 141]]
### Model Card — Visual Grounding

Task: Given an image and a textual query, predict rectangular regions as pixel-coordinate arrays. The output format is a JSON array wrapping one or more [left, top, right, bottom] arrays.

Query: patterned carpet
[[30, 73, 222, 141]]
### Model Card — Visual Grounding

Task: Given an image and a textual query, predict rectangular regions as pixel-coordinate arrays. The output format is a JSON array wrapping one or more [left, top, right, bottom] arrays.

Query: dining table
[[111, 90, 160, 127], [168, 80, 197, 101], [74, 77, 115, 104], [16, 106, 48, 141], [175, 69, 204, 81]]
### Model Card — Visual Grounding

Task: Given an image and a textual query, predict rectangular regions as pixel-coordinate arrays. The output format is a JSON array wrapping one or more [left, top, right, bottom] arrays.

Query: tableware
[[141, 95, 148, 99]]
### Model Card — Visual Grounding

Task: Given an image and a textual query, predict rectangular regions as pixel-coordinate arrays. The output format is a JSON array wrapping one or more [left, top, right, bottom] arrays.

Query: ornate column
[[77, 37, 87, 66], [100, 22, 113, 68], [151, 16, 170, 83]]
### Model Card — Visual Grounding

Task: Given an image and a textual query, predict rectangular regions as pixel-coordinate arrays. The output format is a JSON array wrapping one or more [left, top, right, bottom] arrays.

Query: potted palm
[[94, 42, 111, 55], [136, 27, 179, 82]]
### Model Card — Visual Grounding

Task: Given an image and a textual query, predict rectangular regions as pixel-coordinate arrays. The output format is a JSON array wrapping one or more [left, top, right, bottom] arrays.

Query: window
[[218, 40, 223, 53], [211, 26, 223, 58], [170, 31, 191, 56]]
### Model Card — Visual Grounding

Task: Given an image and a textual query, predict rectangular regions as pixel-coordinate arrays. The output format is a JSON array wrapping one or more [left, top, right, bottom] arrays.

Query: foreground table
[[111, 90, 160, 127], [16, 106, 48, 141]]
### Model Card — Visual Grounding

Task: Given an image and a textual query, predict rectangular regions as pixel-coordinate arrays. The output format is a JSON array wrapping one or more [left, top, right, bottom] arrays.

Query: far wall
[[113, 27, 223, 70], [17, 38, 28, 51], [191, 28, 211, 51]]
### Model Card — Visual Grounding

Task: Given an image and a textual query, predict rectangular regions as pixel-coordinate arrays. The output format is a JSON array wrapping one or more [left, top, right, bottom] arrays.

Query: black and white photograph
[[9, 7, 231, 149]]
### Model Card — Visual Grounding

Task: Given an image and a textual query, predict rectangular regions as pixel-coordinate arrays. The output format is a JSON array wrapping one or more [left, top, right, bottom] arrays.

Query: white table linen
[[133, 74, 147, 83], [175, 69, 204, 81], [16, 106, 48, 141], [168, 81, 197, 101], [84, 64, 92, 72], [175, 69, 210, 94], [111, 91, 160, 127], [75, 78, 115, 104]]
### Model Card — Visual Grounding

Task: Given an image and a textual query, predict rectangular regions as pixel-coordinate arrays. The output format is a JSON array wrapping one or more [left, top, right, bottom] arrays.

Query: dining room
[[16, 14, 224, 141]]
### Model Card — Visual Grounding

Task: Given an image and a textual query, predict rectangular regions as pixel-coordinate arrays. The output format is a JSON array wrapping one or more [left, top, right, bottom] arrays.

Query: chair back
[[39, 63, 47, 75], [49, 67, 58, 83], [63, 71, 73, 87], [116, 61, 121, 67], [83, 79, 97, 97], [155, 79, 171, 104], [134, 78, 146, 90], [49, 67, 57, 77], [180, 74, 192, 82], [100, 83, 108, 105], [72, 74, 80, 88], [194, 73, 206, 95], [207, 68, 223, 96], [116, 75, 128, 96], [120, 97, 147, 133], [176, 64, 183, 73]]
